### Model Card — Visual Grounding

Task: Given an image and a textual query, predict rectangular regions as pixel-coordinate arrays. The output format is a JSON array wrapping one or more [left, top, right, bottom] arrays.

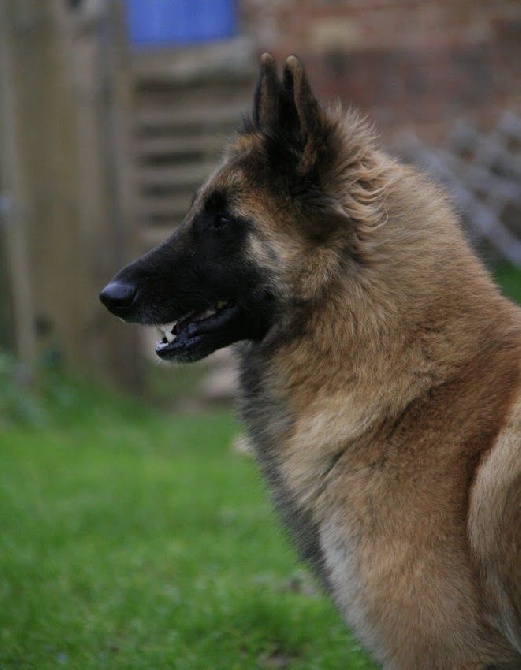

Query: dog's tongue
[[157, 312, 199, 344], [177, 307, 222, 333], [174, 311, 199, 336], [157, 304, 230, 345]]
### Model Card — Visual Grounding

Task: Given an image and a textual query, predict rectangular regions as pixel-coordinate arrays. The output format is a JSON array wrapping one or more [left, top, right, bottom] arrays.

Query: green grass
[[494, 261, 521, 304], [0, 374, 374, 669]]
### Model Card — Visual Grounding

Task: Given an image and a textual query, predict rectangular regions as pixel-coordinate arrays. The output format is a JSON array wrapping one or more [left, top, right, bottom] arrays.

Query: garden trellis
[[400, 112, 521, 267]]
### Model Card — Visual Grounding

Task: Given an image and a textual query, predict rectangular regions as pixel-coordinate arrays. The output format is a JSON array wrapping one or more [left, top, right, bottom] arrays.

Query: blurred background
[[1, 0, 521, 403], [2, 2, 521, 668]]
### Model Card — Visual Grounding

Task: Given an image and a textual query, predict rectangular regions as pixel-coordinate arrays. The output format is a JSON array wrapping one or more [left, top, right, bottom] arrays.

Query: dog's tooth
[[157, 322, 178, 345]]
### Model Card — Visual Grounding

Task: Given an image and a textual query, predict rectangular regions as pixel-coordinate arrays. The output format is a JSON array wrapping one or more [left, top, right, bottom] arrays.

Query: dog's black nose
[[99, 281, 137, 310]]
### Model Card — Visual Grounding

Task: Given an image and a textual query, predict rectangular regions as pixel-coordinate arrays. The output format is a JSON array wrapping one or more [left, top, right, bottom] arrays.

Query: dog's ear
[[249, 55, 336, 189], [282, 56, 321, 139], [253, 53, 282, 130], [281, 55, 327, 173]]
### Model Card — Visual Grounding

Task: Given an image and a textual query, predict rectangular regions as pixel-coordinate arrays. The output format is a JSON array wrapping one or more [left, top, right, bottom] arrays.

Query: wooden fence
[[0, 0, 141, 387], [0, 0, 254, 391]]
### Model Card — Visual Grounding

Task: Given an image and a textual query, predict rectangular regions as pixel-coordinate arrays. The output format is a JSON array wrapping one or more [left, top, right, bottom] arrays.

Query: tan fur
[[106, 52, 521, 668], [102, 54, 521, 667], [230, 58, 521, 669]]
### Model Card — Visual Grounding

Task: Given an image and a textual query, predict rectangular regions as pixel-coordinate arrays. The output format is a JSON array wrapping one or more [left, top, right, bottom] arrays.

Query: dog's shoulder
[[469, 378, 521, 655]]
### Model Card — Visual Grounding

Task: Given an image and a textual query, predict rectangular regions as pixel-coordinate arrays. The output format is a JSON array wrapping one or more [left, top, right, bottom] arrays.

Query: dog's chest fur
[[236, 335, 521, 667], [236, 341, 399, 611], [237, 345, 406, 658], [237, 344, 331, 583]]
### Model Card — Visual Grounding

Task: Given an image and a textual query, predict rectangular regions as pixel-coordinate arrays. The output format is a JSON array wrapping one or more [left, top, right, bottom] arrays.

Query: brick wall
[[240, 0, 521, 142]]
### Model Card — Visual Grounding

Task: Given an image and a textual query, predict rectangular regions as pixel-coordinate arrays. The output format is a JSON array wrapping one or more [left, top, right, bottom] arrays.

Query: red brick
[[240, 0, 521, 142]]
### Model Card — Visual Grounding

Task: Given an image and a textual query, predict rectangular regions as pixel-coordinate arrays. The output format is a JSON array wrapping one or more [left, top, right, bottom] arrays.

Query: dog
[[100, 54, 521, 669]]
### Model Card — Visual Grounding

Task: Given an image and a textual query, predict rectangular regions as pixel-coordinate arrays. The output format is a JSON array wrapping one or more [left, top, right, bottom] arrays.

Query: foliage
[[0, 353, 48, 428], [494, 261, 521, 304], [0, 354, 126, 430]]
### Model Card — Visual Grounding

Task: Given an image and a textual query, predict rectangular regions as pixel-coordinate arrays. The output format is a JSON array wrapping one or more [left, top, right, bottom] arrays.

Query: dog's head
[[100, 54, 386, 362]]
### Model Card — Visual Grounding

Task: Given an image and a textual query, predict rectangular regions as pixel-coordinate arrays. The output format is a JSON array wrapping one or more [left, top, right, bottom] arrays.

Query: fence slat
[[0, 0, 36, 364]]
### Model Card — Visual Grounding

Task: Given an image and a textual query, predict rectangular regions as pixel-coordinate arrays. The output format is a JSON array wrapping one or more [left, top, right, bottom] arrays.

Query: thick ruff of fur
[[101, 54, 521, 669]]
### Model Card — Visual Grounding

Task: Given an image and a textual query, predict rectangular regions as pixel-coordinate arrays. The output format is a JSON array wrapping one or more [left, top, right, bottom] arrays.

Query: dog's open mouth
[[155, 300, 241, 362]]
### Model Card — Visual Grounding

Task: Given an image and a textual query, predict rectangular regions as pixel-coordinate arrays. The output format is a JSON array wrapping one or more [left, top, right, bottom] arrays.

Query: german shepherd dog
[[100, 55, 521, 669]]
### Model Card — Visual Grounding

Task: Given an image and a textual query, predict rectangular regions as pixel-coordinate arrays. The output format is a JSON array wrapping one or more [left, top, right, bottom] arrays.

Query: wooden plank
[[138, 163, 216, 189], [47, 0, 144, 389], [440, 150, 520, 206], [402, 129, 521, 267], [131, 36, 254, 85], [135, 134, 228, 158], [138, 215, 183, 230], [135, 102, 242, 130], [0, 0, 37, 364], [136, 80, 251, 108], [141, 226, 177, 247], [95, 0, 144, 390], [137, 193, 194, 219]]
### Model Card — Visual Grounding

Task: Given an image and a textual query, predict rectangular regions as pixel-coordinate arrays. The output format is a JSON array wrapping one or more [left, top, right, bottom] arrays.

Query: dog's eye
[[213, 215, 231, 230]]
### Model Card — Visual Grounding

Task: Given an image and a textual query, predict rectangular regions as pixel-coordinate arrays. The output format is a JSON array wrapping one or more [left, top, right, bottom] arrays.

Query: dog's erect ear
[[249, 55, 335, 185], [280, 55, 327, 173], [282, 55, 322, 142], [253, 53, 282, 130]]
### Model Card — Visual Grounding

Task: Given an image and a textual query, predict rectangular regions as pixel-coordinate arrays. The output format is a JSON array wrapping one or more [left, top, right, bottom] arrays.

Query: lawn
[[493, 260, 521, 304], [0, 372, 374, 670]]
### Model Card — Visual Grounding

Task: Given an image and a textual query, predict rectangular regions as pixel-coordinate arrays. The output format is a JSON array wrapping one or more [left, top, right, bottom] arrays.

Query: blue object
[[125, 0, 237, 47]]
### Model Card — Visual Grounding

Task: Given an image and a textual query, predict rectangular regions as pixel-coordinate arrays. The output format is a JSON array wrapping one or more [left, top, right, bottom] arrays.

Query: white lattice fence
[[399, 112, 521, 267]]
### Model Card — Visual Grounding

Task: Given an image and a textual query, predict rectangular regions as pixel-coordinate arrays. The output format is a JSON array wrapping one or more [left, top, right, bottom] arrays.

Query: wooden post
[[0, 0, 37, 364], [55, 0, 144, 390], [0, 0, 143, 389]]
